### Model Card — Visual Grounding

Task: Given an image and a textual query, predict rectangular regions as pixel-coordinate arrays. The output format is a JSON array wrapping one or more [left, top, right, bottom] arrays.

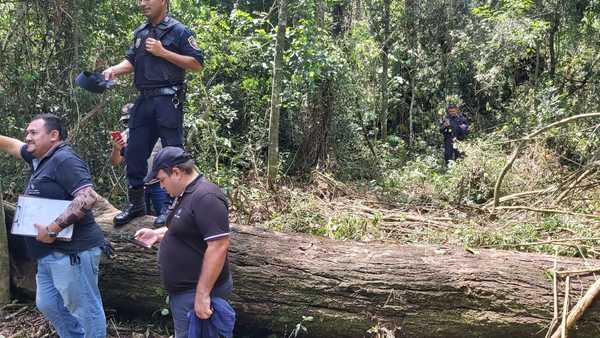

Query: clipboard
[[11, 195, 74, 240]]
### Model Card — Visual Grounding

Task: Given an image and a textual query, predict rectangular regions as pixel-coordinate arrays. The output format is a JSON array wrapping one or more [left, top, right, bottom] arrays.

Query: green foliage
[[450, 216, 600, 257], [0, 0, 599, 214], [265, 193, 327, 235], [381, 135, 559, 205], [263, 190, 381, 241]]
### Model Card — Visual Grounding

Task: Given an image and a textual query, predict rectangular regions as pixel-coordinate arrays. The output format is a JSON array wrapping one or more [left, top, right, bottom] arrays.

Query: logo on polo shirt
[[28, 182, 40, 195]]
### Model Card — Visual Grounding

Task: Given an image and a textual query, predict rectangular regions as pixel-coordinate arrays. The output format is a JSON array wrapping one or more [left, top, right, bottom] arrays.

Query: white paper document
[[11, 195, 74, 240]]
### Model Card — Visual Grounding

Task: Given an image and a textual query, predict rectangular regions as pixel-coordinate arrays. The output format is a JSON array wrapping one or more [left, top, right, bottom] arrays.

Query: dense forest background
[[0, 0, 600, 246]]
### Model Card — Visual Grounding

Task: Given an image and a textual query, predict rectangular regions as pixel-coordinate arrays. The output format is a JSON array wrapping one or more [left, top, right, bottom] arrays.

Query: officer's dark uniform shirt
[[20, 143, 105, 260], [158, 175, 231, 294], [441, 114, 469, 141], [126, 15, 204, 90]]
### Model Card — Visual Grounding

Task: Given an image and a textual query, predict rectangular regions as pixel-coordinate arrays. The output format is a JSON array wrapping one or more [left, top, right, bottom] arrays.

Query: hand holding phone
[[133, 228, 159, 248], [131, 238, 152, 249], [111, 131, 126, 147]]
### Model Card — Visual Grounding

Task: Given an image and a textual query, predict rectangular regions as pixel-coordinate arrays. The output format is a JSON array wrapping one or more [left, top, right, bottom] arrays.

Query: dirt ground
[[0, 301, 172, 338]]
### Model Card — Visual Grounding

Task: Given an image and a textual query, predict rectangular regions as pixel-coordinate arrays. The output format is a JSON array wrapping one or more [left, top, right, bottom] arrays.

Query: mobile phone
[[131, 238, 152, 249]]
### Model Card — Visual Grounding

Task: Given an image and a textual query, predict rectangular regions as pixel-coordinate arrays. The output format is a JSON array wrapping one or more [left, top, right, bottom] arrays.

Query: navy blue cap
[[145, 147, 193, 183], [447, 103, 458, 109], [74, 71, 114, 93]]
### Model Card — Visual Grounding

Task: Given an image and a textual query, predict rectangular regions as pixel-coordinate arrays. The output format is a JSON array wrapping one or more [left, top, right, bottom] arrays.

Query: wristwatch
[[46, 226, 58, 238]]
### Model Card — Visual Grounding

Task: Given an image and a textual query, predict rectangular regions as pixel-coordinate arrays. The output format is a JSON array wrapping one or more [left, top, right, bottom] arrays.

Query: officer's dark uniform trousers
[[128, 93, 183, 187], [441, 114, 469, 164]]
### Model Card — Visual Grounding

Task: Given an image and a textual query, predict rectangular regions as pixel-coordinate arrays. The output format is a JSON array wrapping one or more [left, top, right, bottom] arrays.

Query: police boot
[[153, 210, 169, 227], [113, 187, 146, 227]]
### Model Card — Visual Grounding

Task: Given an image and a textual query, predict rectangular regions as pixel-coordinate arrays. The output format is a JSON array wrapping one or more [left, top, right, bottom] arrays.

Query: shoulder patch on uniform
[[135, 37, 141, 48], [133, 22, 149, 35], [188, 36, 200, 51]]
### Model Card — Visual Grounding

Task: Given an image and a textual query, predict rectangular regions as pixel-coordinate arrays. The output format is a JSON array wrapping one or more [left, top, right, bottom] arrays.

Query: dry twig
[[546, 253, 560, 338], [551, 277, 600, 338], [491, 237, 600, 248], [493, 113, 600, 208], [561, 276, 570, 338], [555, 267, 600, 278], [4, 306, 27, 321], [493, 205, 600, 220]]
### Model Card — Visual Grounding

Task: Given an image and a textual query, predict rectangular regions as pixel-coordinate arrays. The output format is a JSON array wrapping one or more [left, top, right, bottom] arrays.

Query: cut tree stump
[[4, 199, 600, 338]]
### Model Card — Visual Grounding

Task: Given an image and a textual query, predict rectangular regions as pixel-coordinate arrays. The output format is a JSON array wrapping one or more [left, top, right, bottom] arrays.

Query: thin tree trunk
[[267, 0, 288, 187], [379, 0, 391, 140], [405, 0, 417, 145], [315, 0, 324, 28], [0, 186, 9, 304], [548, 7, 559, 79], [408, 77, 416, 145]]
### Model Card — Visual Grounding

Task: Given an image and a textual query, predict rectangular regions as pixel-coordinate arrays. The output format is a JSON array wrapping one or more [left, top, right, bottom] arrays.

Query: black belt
[[139, 86, 181, 97]]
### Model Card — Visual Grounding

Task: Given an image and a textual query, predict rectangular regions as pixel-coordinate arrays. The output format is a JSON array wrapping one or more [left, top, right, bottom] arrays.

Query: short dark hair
[[163, 159, 196, 176], [32, 113, 68, 140]]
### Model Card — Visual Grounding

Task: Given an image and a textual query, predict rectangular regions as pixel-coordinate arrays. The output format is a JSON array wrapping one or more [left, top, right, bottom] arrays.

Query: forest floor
[[229, 170, 600, 260], [0, 301, 171, 338]]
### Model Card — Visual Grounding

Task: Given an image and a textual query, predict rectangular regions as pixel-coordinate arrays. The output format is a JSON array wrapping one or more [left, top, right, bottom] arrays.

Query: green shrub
[[380, 136, 559, 205]]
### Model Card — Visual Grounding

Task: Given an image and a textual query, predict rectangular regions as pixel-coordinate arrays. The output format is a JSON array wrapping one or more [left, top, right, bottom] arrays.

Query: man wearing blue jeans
[[0, 114, 106, 337], [135, 147, 234, 337]]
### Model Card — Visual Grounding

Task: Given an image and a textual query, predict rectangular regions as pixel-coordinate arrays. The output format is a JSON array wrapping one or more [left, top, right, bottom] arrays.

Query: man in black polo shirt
[[0, 114, 106, 337], [134, 147, 233, 338]]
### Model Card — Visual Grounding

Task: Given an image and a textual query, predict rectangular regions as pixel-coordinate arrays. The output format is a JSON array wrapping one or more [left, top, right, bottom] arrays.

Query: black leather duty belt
[[139, 86, 181, 97]]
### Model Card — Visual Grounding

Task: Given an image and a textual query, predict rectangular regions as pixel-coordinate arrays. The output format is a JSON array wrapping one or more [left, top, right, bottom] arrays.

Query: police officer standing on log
[[103, 0, 204, 226]]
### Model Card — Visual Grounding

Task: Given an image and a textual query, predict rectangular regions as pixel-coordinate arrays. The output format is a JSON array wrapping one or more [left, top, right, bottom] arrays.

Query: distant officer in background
[[440, 103, 469, 165], [102, 0, 204, 226]]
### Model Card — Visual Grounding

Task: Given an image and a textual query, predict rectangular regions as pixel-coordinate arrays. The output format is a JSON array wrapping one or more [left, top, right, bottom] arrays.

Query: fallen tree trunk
[[4, 199, 600, 337]]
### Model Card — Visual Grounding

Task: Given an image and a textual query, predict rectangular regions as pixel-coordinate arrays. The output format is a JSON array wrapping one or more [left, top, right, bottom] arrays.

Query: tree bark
[[267, 0, 288, 187], [292, 0, 339, 173], [5, 199, 600, 337], [292, 80, 334, 172]]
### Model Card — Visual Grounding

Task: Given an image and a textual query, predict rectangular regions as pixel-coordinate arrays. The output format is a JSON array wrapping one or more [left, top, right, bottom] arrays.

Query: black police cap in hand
[[74, 71, 114, 94]]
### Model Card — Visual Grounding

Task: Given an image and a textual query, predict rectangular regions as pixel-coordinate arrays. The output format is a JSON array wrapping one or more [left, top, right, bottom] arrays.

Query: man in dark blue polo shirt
[[102, 0, 204, 227], [0, 114, 106, 338], [134, 147, 234, 338]]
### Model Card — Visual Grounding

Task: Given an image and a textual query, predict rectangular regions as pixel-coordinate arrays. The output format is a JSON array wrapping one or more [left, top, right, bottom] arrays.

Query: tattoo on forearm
[[53, 186, 99, 227]]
